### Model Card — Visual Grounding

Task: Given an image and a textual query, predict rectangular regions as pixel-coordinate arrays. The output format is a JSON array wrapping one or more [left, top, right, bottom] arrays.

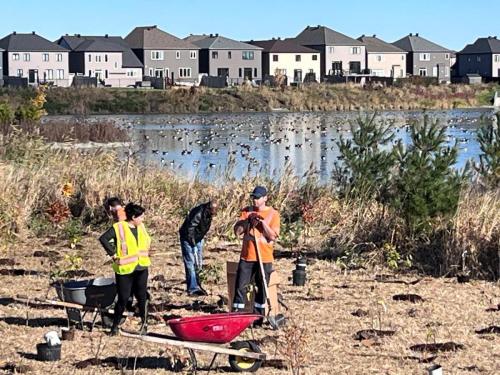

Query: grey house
[[0, 31, 70, 86], [125, 25, 199, 84], [56, 34, 143, 87], [456, 37, 500, 79], [392, 33, 451, 83], [294, 25, 366, 79], [185, 34, 262, 85]]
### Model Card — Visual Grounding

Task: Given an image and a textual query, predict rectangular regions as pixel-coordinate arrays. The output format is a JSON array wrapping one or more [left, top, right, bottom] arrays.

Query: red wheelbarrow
[[120, 312, 267, 373]]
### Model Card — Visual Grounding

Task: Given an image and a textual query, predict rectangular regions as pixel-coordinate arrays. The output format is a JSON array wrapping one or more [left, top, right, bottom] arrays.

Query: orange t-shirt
[[239, 206, 280, 263]]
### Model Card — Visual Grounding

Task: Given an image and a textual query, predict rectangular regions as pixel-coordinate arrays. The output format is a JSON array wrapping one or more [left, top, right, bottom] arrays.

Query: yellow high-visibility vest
[[112, 222, 151, 275]]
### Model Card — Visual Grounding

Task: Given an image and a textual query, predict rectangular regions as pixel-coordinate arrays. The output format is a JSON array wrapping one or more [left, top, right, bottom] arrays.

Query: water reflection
[[133, 109, 493, 182]]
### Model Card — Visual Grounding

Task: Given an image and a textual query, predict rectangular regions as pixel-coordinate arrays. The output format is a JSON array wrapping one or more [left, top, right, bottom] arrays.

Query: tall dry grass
[[0, 131, 498, 279]]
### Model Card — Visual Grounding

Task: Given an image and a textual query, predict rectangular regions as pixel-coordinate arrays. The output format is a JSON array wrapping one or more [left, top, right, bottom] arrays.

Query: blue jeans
[[180, 239, 203, 293]]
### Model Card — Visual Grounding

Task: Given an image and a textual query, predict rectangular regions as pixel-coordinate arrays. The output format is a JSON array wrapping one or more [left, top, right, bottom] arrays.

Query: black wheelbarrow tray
[[121, 312, 268, 373]]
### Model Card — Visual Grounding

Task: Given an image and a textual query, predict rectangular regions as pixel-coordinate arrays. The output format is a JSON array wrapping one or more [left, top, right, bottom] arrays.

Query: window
[[350, 47, 361, 55], [445, 54, 449, 59], [179, 67, 191, 78], [96, 55, 101, 62], [372, 69, 384, 76], [242, 51, 254, 60], [88, 70, 92, 76], [432, 66, 438, 76], [176, 51, 180, 59], [57, 53, 63, 62], [43, 53, 49, 62], [228, 51, 232, 59], [275, 68, 286, 75], [115, 62, 118, 68], [149, 68, 153, 76], [127, 70, 135, 77], [419, 53, 430, 61], [419, 68, 427, 76], [56, 70, 64, 79], [88, 54, 91, 62], [190, 50, 197, 59], [402, 55, 405, 60], [495, 55, 500, 62], [151, 51, 164, 60], [254, 68, 257, 77], [329, 47, 334, 53], [13, 53, 20, 61], [17, 69, 23, 77], [312, 54, 318, 61], [376, 55, 383, 62], [239, 68, 242, 77], [46, 69, 53, 79], [295, 55, 301, 62], [273, 54, 278, 62], [105, 70, 108, 79], [212, 51, 218, 59], [445, 67, 450, 76], [23, 53, 30, 61], [105, 54, 108, 62], [477, 56, 481, 62]]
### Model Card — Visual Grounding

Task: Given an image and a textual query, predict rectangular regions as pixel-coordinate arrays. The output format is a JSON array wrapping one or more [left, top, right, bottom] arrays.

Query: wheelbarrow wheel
[[228, 341, 263, 372]]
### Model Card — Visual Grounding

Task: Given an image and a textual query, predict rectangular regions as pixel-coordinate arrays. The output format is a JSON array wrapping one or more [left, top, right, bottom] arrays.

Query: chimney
[[278, 37, 281, 40], [409, 33, 413, 36], [105, 34, 108, 38], [415, 33, 419, 37], [32, 31, 35, 35], [361, 34, 365, 38], [209, 33, 213, 37], [372, 34, 376, 38], [13, 31, 16, 35], [215, 33, 219, 37], [272, 37, 275, 40]]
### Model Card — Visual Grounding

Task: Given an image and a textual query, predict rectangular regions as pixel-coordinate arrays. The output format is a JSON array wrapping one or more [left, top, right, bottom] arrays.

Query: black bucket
[[36, 343, 61, 361], [293, 269, 306, 286]]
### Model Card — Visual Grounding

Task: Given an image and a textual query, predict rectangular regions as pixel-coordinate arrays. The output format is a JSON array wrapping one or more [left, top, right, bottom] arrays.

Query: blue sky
[[1, 0, 498, 51]]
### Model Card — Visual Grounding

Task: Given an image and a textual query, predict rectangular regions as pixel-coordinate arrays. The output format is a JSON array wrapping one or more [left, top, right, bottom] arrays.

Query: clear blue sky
[[1, 0, 498, 51]]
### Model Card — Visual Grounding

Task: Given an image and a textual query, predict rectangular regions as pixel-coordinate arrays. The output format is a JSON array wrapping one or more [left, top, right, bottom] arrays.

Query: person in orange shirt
[[232, 186, 280, 318], [104, 197, 127, 222]]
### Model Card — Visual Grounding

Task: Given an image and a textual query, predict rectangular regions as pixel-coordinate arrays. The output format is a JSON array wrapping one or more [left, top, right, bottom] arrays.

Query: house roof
[[185, 34, 261, 50], [357, 35, 406, 53], [295, 25, 363, 46], [459, 37, 500, 54], [125, 25, 198, 50], [56, 35, 143, 68], [392, 34, 450, 53], [247, 39, 318, 53], [0, 32, 68, 52]]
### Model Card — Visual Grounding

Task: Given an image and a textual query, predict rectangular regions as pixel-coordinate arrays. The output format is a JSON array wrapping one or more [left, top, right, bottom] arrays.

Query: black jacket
[[179, 202, 213, 245]]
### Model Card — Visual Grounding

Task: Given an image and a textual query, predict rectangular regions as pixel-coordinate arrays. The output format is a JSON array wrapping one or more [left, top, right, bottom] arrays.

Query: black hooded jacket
[[179, 202, 213, 245]]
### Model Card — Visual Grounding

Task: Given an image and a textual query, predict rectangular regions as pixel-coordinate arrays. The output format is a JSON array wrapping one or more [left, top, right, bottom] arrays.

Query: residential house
[[125, 25, 199, 84], [185, 34, 262, 84], [294, 25, 366, 79], [0, 31, 70, 86], [392, 33, 451, 83], [247, 38, 320, 84], [56, 34, 143, 87], [357, 35, 406, 78], [456, 37, 500, 79]]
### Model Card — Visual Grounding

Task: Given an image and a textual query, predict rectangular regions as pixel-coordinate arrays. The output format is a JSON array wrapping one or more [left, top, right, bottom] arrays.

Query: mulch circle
[[409, 342, 464, 353], [351, 309, 369, 317], [353, 329, 396, 341], [475, 326, 500, 334], [393, 294, 424, 303], [0, 259, 17, 266], [0, 362, 32, 373]]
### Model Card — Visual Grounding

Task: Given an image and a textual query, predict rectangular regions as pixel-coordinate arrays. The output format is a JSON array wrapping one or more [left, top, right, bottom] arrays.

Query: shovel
[[252, 227, 285, 330]]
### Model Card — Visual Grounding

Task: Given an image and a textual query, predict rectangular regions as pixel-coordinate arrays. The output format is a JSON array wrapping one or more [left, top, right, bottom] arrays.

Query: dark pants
[[113, 268, 148, 327], [232, 259, 272, 315]]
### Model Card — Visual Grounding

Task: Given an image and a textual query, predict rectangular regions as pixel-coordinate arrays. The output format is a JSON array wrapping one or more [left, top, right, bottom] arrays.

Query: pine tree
[[391, 115, 465, 235], [475, 112, 500, 188], [333, 113, 395, 202]]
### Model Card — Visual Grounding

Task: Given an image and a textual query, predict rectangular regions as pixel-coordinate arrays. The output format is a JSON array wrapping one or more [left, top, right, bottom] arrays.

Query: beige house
[[358, 35, 407, 78], [248, 38, 320, 84], [0, 31, 70, 86], [57, 35, 143, 87]]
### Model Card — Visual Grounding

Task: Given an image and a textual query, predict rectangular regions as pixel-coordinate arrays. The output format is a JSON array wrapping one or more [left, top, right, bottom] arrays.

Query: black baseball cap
[[250, 186, 267, 199]]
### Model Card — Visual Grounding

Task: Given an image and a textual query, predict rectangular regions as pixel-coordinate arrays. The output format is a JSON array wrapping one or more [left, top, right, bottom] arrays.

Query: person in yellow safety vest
[[99, 203, 151, 336], [232, 186, 280, 326]]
